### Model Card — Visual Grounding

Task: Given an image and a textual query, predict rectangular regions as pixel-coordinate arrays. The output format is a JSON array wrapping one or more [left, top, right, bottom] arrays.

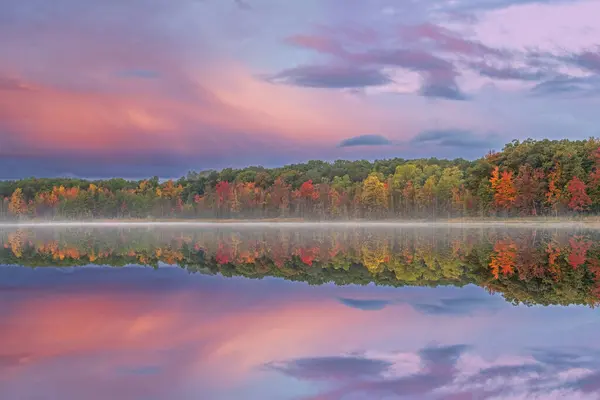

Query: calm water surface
[[1, 225, 600, 399]]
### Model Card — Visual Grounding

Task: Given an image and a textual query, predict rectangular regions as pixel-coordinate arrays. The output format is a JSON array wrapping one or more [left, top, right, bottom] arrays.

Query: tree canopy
[[1, 138, 599, 219]]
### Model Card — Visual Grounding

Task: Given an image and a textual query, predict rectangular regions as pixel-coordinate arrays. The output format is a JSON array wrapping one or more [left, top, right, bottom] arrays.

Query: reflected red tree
[[489, 239, 517, 279]]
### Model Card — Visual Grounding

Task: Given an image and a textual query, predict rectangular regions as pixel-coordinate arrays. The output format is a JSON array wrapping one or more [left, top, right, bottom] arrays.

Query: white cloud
[[470, 0, 600, 53]]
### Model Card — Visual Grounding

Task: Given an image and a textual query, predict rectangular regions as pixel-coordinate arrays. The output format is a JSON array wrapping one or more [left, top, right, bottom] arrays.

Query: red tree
[[489, 239, 517, 279], [297, 246, 320, 266], [566, 177, 591, 211], [270, 177, 291, 215], [514, 165, 544, 215], [299, 180, 319, 200], [490, 167, 517, 211], [567, 237, 591, 270], [215, 243, 232, 265], [215, 181, 231, 208]]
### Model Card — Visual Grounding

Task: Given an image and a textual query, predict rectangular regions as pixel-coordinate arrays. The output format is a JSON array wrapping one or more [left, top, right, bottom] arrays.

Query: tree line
[[1, 138, 599, 219]]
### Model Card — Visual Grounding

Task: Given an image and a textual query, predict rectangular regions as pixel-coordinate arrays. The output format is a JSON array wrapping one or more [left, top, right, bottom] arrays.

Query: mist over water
[[2, 225, 600, 399], [1, 220, 599, 229]]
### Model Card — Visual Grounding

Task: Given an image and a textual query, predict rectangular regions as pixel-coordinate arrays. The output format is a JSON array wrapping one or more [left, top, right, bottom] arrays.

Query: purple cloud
[[285, 34, 347, 57], [275, 44, 467, 100], [233, 0, 252, 11], [0, 140, 309, 179], [265, 356, 393, 382], [531, 75, 600, 97], [0, 76, 35, 91], [352, 48, 468, 100], [275, 13, 600, 105], [419, 344, 470, 369], [570, 49, 600, 73], [411, 296, 503, 316], [399, 23, 502, 57], [271, 344, 470, 400], [266, 65, 392, 89], [116, 69, 160, 79], [448, 0, 570, 12], [337, 135, 392, 147], [0, 353, 31, 370], [350, 48, 453, 71], [116, 365, 162, 376], [411, 129, 501, 149], [337, 298, 391, 310], [471, 62, 548, 81], [531, 347, 600, 369], [473, 363, 547, 382], [566, 372, 600, 393], [420, 80, 468, 100], [278, 23, 476, 101]]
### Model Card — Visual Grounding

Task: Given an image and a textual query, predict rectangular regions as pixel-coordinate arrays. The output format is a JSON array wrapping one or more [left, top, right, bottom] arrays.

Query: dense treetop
[[1, 138, 599, 219]]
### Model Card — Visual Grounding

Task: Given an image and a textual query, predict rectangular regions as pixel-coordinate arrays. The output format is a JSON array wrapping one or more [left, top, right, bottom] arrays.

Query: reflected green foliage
[[1, 227, 599, 307]]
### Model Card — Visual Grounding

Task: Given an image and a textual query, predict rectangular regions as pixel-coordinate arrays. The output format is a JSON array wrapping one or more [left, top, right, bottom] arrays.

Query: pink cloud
[[0, 76, 262, 155], [0, 0, 398, 165], [0, 284, 383, 398], [285, 34, 347, 56], [399, 23, 502, 57]]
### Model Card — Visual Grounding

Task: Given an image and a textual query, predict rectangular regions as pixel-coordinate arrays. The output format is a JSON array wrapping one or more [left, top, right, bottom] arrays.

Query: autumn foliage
[[2, 228, 600, 307], [1, 139, 599, 219], [489, 167, 517, 211], [489, 239, 517, 279], [567, 177, 592, 211]]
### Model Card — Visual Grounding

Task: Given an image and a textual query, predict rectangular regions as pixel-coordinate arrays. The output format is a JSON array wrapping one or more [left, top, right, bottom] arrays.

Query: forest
[[1, 138, 599, 219], [1, 227, 599, 306]]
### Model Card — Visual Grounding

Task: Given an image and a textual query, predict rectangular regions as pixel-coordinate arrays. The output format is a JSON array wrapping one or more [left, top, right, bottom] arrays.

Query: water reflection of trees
[[1, 228, 599, 307]]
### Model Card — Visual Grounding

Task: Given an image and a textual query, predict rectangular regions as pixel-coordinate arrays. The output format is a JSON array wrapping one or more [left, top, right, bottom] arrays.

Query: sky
[[2, 266, 600, 399], [2, 0, 600, 178]]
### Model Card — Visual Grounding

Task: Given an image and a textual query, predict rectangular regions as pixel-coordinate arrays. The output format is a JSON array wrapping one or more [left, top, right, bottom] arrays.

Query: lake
[[1, 224, 600, 399]]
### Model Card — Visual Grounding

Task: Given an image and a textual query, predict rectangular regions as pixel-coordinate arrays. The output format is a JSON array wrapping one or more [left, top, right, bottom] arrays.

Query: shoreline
[[1, 217, 600, 229]]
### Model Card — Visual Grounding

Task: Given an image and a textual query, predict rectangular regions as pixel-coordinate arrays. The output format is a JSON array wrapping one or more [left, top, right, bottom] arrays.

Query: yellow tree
[[546, 164, 563, 216], [8, 188, 26, 216], [418, 175, 438, 213], [361, 174, 388, 214], [361, 239, 390, 274], [8, 231, 26, 257], [157, 180, 183, 199], [230, 186, 241, 213]]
